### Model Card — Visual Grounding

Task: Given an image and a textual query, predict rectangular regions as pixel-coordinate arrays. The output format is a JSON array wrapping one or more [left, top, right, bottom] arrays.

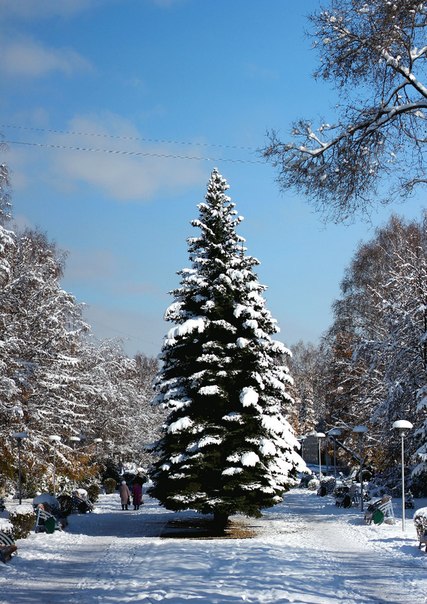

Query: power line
[[0, 123, 258, 153], [4, 139, 265, 165]]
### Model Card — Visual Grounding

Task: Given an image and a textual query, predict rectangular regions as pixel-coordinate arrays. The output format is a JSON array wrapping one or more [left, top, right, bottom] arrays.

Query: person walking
[[119, 480, 131, 511], [132, 473, 144, 510]]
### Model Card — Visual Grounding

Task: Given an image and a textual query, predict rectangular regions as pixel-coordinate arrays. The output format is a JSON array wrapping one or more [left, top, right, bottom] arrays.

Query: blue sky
[[1, 0, 426, 358]]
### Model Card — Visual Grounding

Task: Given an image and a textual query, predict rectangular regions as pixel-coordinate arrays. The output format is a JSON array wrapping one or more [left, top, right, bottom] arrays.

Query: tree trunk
[[213, 511, 229, 533]]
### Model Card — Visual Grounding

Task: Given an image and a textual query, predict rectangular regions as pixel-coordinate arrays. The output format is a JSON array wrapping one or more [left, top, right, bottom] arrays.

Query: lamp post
[[352, 425, 368, 512], [49, 435, 61, 496], [297, 436, 306, 461], [93, 437, 103, 455], [392, 420, 413, 532], [315, 432, 326, 478], [69, 436, 80, 489], [328, 428, 342, 478], [69, 436, 80, 450], [12, 432, 28, 504]]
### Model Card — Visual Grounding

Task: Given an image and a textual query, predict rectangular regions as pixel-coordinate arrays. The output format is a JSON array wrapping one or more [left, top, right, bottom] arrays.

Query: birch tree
[[263, 0, 427, 221]]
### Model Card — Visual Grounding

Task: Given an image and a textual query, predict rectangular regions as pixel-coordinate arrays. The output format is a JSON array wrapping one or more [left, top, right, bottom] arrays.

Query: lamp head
[[328, 428, 342, 437], [353, 425, 368, 435], [49, 434, 61, 443], [12, 431, 28, 441], [315, 432, 326, 438], [392, 420, 413, 434]]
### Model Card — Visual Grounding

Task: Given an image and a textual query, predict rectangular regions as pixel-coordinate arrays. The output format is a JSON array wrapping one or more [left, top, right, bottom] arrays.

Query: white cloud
[[47, 114, 206, 202], [0, 36, 92, 78], [3, 112, 207, 204]]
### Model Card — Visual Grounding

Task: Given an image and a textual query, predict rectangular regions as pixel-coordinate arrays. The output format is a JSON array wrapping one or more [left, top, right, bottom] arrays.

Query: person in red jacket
[[132, 473, 145, 510]]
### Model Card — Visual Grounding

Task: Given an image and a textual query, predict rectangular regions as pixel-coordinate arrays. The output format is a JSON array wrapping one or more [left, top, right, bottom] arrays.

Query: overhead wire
[[3, 139, 265, 164], [1, 123, 265, 164], [0, 123, 257, 152]]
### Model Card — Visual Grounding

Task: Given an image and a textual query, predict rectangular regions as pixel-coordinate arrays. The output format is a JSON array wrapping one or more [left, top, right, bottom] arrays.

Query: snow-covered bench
[[414, 507, 427, 551], [34, 506, 63, 533], [364, 495, 394, 525], [0, 531, 17, 563]]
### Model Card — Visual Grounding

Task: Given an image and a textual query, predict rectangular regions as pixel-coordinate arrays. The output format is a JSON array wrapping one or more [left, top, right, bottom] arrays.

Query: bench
[[335, 487, 352, 508], [364, 495, 394, 525], [34, 506, 63, 533], [57, 493, 93, 515], [414, 507, 427, 551], [0, 531, 17, 563]]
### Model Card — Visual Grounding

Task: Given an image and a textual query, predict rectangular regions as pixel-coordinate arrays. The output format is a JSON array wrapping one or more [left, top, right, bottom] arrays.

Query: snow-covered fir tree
[[149, 169, 304, 526]]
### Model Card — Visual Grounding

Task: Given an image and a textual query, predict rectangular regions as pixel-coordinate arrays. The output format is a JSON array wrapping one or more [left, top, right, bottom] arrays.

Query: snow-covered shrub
[[366, 480, 391, 499], [321, 476, 336, 494], [0, 517, 13, 535], [299, 472, 313, 488], [103, 478, 117, 494], [410, 470, 427, 498], [8, 505, 36, 539], [87, 484, 100, 502], [307, 478, 320, 491]]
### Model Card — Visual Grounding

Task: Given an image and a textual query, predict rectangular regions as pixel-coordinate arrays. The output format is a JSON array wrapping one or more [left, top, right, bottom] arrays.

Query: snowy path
[[1, 489, 427, 603]]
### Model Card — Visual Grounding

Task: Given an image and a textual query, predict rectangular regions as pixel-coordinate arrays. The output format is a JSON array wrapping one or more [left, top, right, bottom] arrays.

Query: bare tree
[[263, 0, 427, 221]]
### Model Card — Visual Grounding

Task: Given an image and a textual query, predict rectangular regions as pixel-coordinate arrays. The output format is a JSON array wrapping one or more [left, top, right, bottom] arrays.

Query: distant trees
[[285, 214, 427, 484], [149, 169, 303, 526], [263, 0, 427, 221], [288, 341, 320, 435], [83, 343, 161, 466], [0, 221, 160, 494], [314, 214, 427, 479], [0, 226, 84, 484]]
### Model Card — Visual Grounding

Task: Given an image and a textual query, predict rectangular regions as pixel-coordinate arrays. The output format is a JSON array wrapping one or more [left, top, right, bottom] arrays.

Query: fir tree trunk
[[213, 511, 229, 532]]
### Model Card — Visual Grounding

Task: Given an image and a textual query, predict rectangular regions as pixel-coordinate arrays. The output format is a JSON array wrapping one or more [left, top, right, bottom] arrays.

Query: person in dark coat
[[119, 480, 131, 510], [132, 482, 143, 510], [132, 473, 145, 510]]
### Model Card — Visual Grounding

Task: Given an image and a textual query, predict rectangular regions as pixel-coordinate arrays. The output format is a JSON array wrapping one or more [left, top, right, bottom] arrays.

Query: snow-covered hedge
[[307, 478, 320, 491], [8, 505, 36, 539]]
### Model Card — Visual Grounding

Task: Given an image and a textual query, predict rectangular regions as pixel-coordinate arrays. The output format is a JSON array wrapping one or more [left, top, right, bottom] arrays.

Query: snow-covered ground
[[1, 488, 427, 603]]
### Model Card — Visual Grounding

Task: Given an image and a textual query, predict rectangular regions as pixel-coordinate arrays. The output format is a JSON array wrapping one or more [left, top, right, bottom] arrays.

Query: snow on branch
[[263, 0, 427, 220]]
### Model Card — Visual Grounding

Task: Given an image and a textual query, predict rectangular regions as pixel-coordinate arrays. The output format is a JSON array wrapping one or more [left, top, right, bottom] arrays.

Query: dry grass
[[160, 516, 256, 540]]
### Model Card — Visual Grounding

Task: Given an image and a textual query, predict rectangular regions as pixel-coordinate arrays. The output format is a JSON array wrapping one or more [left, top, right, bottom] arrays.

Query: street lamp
[[315, 432, 326, 478], [297, 436, 306, 461], [328, 428, 342, 478], [69, 436, 80, 489], [69, 436, 80, 449], [93, 437, 103, 455], [12, 432, 28, 504], [49, 435, 61, 496], [392, 420, 413, 532], [352, 425, 368, 511]]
